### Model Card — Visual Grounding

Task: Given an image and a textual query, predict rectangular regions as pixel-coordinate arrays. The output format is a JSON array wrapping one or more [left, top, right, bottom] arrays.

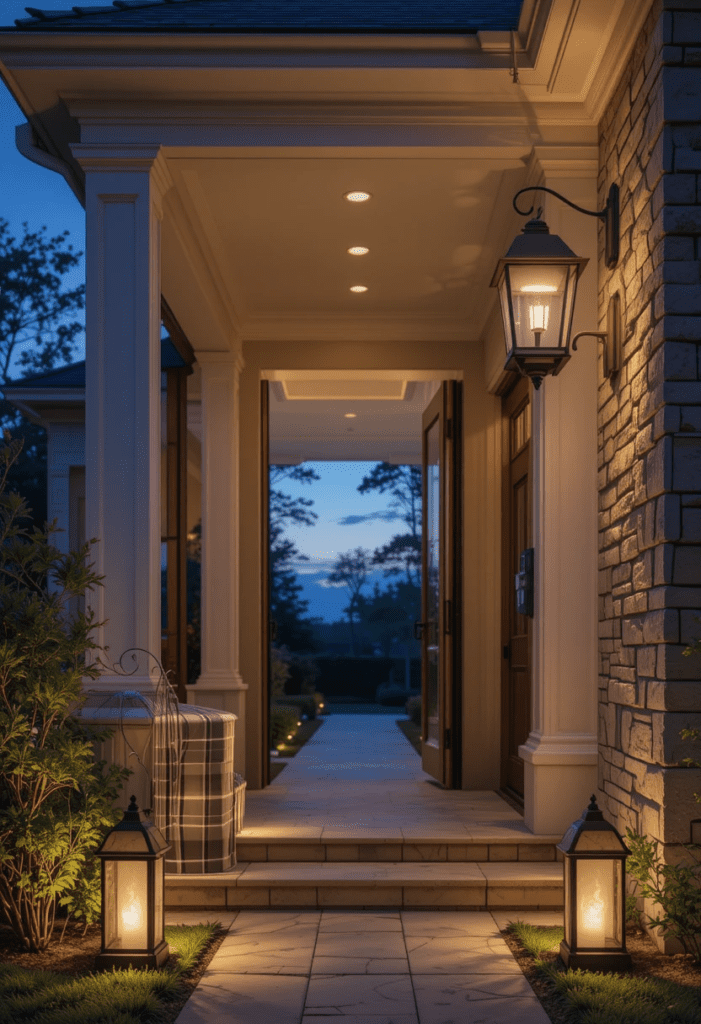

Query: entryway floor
[[169, 907, 559, 1024], [243, 713, 544, 841]]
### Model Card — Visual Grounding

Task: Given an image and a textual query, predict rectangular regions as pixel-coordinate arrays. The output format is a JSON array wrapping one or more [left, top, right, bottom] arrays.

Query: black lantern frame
[[94, 795, 171, 971], [491, 185, 621, 389], [557, 795, 631, 972]]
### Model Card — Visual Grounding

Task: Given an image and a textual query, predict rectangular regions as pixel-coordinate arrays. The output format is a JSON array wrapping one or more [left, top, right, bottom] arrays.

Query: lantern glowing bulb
[[121, 890, 143, 933], [581, 882, 606, 945]]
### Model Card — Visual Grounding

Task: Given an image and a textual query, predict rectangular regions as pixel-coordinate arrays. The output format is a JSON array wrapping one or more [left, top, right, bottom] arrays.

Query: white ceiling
[[267, 379, 440, 464]]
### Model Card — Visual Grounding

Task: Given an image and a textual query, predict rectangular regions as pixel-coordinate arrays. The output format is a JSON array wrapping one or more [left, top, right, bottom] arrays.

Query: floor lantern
[[557, 794, 632, 971], [94, 795, 170, 970]]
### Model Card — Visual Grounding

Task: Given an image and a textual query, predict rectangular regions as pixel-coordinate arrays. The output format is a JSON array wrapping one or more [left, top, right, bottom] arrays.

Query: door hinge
[[444, 727, 452, 750]]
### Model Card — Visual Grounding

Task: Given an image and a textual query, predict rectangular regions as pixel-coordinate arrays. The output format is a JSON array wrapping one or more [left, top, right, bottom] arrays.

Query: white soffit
[[281, 379, 408, 401]]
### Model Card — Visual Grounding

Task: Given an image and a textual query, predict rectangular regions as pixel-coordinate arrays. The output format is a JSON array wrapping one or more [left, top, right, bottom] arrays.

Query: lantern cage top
[[557, 795, 629, 857], [95, 795, 170, 857]]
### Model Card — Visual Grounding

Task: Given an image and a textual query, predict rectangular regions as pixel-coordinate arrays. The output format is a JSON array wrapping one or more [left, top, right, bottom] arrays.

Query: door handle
[[414, 620, 427, 640]]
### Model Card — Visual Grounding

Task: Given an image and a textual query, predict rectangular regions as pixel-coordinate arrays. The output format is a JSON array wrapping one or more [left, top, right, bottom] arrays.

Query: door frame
[[420, 380, 462, 788], [500, 375, 532, 804]]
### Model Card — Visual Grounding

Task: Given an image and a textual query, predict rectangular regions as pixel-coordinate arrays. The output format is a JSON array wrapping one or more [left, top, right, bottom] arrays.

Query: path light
[[557, 795, 631, 971], [490, 185, 622, 389], [94, 796, 170, 970]]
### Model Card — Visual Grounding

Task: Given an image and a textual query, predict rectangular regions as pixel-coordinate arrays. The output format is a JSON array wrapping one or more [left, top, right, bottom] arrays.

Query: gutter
[[15, 121, 84, 204]]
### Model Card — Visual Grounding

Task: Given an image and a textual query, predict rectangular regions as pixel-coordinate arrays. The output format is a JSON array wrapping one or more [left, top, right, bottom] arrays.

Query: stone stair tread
[[166, 861, 563, 887]]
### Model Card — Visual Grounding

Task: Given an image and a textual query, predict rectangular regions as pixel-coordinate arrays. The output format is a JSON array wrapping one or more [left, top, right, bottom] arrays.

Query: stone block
[[637, 645, 657, 677], [488, 844, 518, 861], [680, 406, 701, 432], [681, 508, 701, 543], [622, 616, 644, 644], [648, 680, 701, 711], [652, 710, 701, 765], [653, 405, 681, 440], [673, 436, 701, 491], [672, 12, 701, 44], [659, 767, 701, 844], [664, 67, 701, 122], [663, 204, 701, 235], [652, 236, 695, 266], [655, 542, 675, 585], [658, 642, 701, 680], [674, 148, 701, 172], [658, 285, 701, 317], [673, 544, 701, 585], [633, 551, 653, 590], [680, 608, 701, 647], [609, 680, 638, 706], [643, 608, 679, 643], [656, 494, 681, 542], [646, 437, 673, 498], [624, 592, 648, 615]]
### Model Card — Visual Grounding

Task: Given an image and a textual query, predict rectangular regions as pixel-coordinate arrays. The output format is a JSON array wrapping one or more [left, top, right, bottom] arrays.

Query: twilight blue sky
[[0, 16, 415, 622]]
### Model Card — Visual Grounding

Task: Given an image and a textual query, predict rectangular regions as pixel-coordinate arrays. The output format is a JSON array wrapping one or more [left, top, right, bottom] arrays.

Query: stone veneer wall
[[597, 0, 701, 853]]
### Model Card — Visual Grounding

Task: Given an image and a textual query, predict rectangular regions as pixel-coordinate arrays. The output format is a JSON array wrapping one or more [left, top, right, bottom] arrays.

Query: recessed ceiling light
[[347, 246, 369, 255], [344, 413, 357, 419], [344, 191, 371, 202], [350, 285, 368, 293]]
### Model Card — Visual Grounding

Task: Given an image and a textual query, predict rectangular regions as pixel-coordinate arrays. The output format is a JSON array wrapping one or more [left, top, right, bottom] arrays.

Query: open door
[[261, 380, 271, 786], [419, 381, 462, 787], [500, 376, 532, 803]]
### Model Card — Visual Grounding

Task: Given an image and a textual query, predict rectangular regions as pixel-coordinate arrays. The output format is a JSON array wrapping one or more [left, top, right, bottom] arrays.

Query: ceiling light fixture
[[350, 285, 368, 293], [347, 246, 369, 255], [344, 413, 357, 419], [344, 191, 371, 202]]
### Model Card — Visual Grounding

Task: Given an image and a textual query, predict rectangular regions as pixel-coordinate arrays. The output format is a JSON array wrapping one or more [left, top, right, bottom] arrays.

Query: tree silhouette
[[327, 547, 372, 656], [269, 464, 320, 651], [357, 462, 422, 591]]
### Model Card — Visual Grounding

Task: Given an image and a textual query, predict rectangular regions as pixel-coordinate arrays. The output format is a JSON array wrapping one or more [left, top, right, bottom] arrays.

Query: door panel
[[421, 382, 461, 787], [501, 377, 532, 802]]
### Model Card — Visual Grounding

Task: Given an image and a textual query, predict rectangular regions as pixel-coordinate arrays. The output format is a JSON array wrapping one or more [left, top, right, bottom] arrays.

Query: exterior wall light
[[557, 795, 632, 972], [94, 795, 170, 970], [491, 185, 622, 389]]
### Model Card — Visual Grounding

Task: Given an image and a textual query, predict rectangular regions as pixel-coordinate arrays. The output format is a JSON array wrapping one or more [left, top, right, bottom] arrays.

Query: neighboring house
[[0, 0, 699, 876]]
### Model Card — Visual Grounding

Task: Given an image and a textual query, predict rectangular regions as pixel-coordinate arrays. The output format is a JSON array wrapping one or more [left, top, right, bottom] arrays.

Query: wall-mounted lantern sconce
[[94, 796, 170, 971], [490, 185, 622, 389], [558, 794, 632, 972]]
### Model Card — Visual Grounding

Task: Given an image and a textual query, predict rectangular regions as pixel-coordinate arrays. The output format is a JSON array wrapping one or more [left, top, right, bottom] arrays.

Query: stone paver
[[170, 910, 554, 1024]]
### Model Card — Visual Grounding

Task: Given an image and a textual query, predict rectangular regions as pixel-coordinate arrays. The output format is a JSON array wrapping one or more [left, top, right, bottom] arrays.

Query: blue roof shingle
[[10, 0, 523, 33]]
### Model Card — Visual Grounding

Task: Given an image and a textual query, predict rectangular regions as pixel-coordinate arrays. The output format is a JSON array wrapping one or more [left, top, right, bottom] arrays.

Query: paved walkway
[[169, 908, 559, 1024], [170, 715, 560, 1023], [244, 714, 535, 839]]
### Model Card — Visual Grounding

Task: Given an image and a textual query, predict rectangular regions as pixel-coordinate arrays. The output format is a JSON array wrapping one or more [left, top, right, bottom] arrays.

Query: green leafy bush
[[626, 828, 701, 962], [270, 705, 299, 747], [0, 435, 128, 952]]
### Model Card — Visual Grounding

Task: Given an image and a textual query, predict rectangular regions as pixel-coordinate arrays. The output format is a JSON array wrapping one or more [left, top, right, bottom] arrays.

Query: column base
[[520, 734, 597, 835]]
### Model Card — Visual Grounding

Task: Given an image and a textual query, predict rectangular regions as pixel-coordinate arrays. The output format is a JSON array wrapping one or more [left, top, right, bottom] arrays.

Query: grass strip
[[0, 922, 218, 1024], [507, 921, 701, 1024], [507, 920, 564, 959], [542, 963, 701, 1024]]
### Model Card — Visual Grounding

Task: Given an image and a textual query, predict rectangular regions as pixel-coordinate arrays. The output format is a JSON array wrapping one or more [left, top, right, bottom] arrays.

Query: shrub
[[0, 434, 128, 952], [405, 694, 421, 726], [625, 828, 701, 962], [270, 705, 299, 747], [276, 695, 318, 721]]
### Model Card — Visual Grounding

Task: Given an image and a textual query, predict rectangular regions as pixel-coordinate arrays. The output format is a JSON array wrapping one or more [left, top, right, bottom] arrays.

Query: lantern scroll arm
[[570, 331, 608, 351], [512, 184, 620, 268]]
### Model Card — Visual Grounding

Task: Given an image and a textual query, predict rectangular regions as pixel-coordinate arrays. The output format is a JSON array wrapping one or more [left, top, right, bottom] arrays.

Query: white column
[[73, 145, 171, 694], [519, 158, 600, 834], [186, 351, 246, 771]]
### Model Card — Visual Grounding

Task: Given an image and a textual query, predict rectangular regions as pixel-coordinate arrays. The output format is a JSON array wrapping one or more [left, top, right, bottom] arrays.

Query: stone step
[[166, 861, 564, 911], [236, 834, 561, 864]]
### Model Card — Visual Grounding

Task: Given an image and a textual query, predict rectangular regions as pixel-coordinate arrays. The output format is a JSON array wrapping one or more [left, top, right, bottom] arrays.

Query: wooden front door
[[501, 376, 532, 802], [420, 381, 462, 788]]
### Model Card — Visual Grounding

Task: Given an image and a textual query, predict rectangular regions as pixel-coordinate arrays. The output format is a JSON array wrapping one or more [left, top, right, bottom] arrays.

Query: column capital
[[196, 348, 245, 374], [70, 143, 173, 213]]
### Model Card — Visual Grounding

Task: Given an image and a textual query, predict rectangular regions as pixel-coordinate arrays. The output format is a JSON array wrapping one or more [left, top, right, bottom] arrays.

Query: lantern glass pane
[[559, 264, 580, 350], [573, 830, 626, 853], [506, 265, 569, 351], [563, 862, 572, 948], [106, 860, 149, 950], [575, 858, 622, 949], [154, 862, 164, 946], [498, 274, 515, 358]]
